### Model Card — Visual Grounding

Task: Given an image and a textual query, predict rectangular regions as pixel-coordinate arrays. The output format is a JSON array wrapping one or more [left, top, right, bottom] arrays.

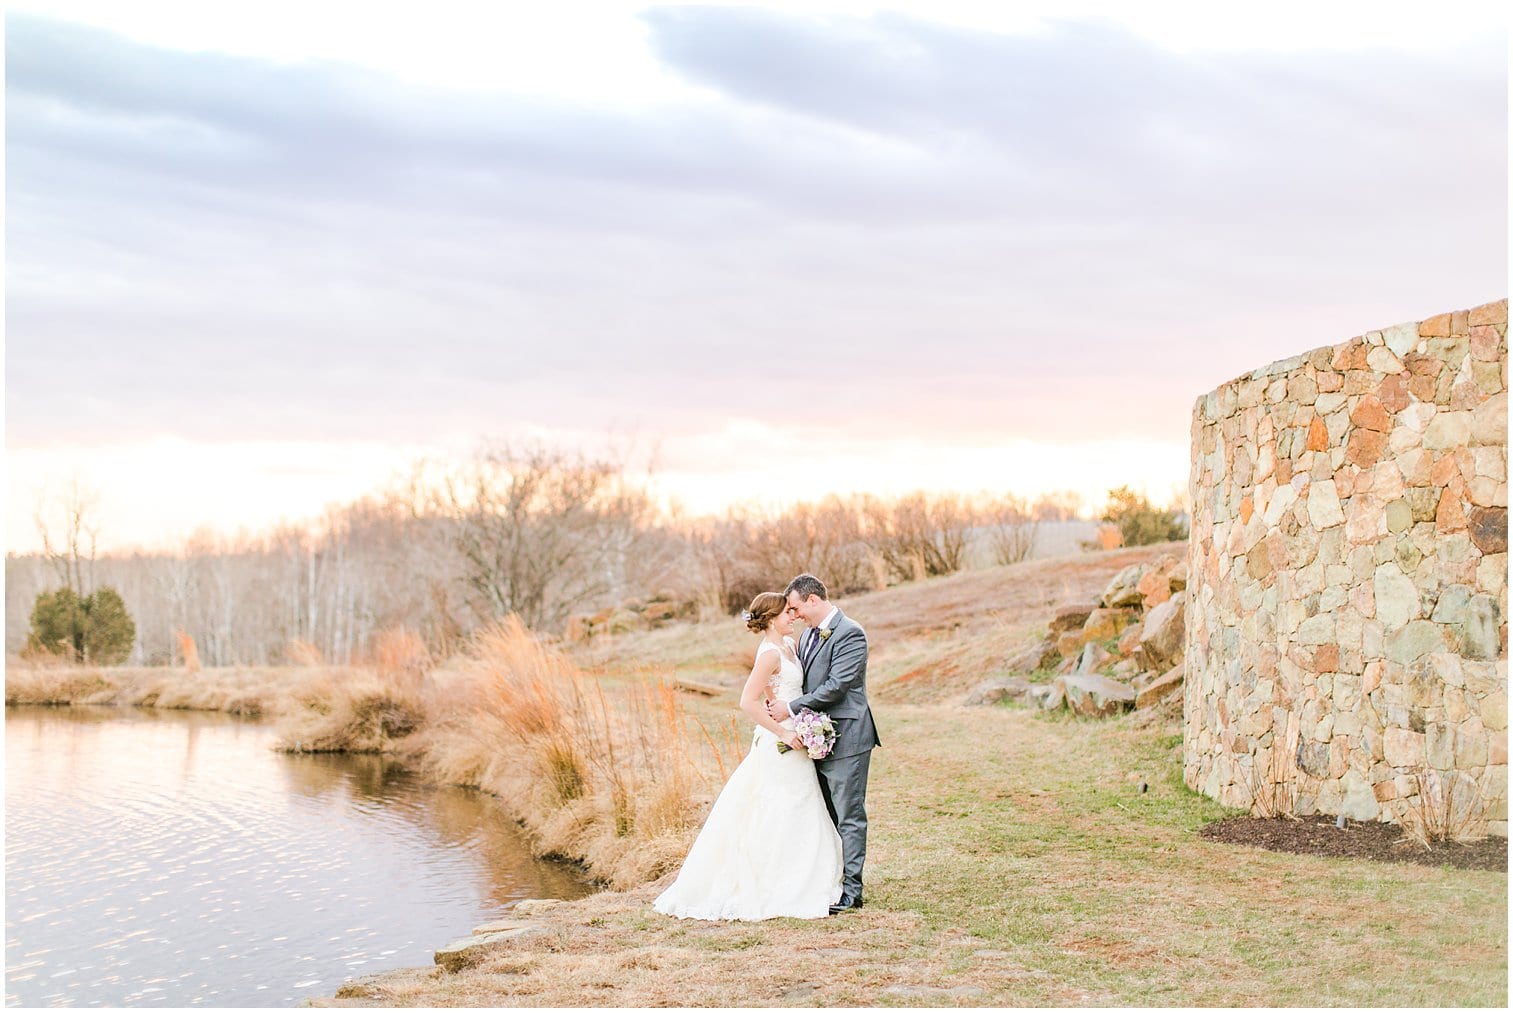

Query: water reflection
[[5, 706, 593, 1008]]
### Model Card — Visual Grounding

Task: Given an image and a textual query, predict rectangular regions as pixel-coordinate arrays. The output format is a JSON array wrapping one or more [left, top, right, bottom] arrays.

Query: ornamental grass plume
[[427, 615, 725, 886], [175, 627, 201, 674]]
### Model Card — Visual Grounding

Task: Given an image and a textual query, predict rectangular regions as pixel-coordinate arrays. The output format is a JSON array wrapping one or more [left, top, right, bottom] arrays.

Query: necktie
[[803, 628, 822, 665]]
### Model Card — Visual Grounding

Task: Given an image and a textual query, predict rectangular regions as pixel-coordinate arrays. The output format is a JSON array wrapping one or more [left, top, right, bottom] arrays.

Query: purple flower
[[776, 707, 838, 758]]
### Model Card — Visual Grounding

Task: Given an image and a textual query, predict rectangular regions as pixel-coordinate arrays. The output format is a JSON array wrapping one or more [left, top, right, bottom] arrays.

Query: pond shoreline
[[4, 704, 596, 1007]]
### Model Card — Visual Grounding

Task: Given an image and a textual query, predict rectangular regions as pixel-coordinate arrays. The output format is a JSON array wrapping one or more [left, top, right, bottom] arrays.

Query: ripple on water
[[5, 707, 593, 1007]]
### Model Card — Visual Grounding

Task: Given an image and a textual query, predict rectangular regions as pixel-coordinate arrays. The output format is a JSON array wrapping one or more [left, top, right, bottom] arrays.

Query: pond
[[5, 706, 594, 1007]]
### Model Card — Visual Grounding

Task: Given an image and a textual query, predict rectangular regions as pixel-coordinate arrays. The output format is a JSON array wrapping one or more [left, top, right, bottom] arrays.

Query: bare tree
[[33, 478, 102, 597], [862, 492, 973, 582], [1033, 490, 1085, 522], [983, 492, 1040, 565], [421, 442, 665, 630]]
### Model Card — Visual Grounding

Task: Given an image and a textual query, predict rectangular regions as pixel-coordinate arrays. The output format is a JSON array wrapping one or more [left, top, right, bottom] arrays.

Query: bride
[[653, 592, 844, 920]]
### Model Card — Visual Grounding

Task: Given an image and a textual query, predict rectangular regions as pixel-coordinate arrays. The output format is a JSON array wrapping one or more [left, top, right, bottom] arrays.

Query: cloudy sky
[[5, 1, 1507, 553]]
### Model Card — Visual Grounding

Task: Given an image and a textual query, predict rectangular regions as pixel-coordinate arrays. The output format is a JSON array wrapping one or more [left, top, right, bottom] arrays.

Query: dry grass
[[318, 703, 1507, 1008], [572, 542, 1185, 706], [9, 544, 1504, 1007], [276, 667, 428, 753], [3, 661, 317, 716], [317, 545, 1501, 1007], [418, 617, 730, 888], [368, 626, 432, 694]]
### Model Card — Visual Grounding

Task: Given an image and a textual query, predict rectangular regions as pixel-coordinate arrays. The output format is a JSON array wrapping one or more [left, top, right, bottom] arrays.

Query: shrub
[[1400, 767, 1489, 846], [26, 585, 136, 664], [1101, 486, 1188, 547]]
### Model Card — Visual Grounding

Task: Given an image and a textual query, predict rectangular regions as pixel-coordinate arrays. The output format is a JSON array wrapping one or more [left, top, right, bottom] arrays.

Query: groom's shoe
[[828, 894, 863, 915]]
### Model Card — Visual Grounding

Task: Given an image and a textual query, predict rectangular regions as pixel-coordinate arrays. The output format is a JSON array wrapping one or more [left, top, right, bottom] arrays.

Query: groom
[[769, 573, 880, 913]]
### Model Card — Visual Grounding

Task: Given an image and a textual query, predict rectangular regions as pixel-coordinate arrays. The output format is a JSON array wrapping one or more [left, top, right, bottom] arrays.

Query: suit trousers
[[815, 748, 871, 899]]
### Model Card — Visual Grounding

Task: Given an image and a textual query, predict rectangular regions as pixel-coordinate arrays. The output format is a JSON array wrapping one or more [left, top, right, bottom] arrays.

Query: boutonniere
[[819, 627, 833, 642]]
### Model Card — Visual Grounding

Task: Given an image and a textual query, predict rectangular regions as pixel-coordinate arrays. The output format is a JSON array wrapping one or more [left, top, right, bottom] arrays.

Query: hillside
[[571, 542, 1186, 704], [318, 537, 1507, 1005]]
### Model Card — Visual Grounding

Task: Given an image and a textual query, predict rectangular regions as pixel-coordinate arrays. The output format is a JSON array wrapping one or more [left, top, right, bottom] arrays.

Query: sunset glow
[[5, 2, 1504, 557]]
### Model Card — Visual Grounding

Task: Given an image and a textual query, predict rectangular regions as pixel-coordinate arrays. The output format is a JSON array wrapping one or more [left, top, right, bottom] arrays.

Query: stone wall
[[1185, 299, 1509, 834]]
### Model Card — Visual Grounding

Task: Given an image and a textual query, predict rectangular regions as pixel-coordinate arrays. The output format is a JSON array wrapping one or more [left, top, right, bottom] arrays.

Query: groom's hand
[[768, 699, 792, 721]]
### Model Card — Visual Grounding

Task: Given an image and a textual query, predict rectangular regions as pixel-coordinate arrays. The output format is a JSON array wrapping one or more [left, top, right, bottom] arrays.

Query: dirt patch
[[1200, 815, 1508, 872]]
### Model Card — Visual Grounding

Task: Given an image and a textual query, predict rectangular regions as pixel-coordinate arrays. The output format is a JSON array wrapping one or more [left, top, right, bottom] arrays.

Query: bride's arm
[[740, 652, 802, 748]]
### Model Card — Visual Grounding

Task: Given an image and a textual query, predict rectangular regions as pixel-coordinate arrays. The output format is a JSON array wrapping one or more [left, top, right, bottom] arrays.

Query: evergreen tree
[[26, 585, 136, 664], [83, 586, 136, 665], [27, 587, 86, 660]]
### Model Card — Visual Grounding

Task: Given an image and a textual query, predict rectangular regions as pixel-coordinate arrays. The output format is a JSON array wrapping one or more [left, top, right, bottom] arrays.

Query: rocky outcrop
[[565, 597, 699, 642], [981, 552, 1191, 715]]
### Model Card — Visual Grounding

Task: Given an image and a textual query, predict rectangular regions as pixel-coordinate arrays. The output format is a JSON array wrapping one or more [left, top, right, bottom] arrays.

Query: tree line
[[9, 446, 1186, 666]]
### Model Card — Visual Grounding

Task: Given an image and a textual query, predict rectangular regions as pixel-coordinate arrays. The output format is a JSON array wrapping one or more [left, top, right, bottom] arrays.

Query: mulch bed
[[1200, 815, 1508, 872]]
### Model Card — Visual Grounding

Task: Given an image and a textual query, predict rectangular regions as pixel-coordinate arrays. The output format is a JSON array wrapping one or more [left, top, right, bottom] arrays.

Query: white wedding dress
[[653, 637, 844, 920]]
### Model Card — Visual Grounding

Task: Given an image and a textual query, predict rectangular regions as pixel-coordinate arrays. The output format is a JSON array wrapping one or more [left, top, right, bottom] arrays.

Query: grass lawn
[[331, 699, 1507, 1007]]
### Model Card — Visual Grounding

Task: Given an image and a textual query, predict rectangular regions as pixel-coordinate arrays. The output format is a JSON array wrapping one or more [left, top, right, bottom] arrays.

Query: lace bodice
[[756, 637, 803, 704]]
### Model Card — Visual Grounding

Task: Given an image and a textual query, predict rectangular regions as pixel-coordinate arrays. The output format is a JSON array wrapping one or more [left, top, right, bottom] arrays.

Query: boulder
[[1136, 554, 1181, 608], [1116, 623, 1144, 657], [472, 919, 534, 935], [1100, 564, 1147, 608], [1135, 661, 1185, 709], [1007, 637, 1061, 673], [964, 677, 1033, 706], [1136, 592, 1186, 671], [435, 926, 542, 973], [1049, 603, 1097, 633], [1028, 681, 1066, 711], [1082, 607, 1140, 643], [1061, 674, 1136, 717], [1074, 641, 1114, 676], [1168, 560, 1188, 592]]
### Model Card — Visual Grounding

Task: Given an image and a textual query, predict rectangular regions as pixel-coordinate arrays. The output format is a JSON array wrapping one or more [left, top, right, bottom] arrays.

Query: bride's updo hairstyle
[[743, 592, 786, 633]]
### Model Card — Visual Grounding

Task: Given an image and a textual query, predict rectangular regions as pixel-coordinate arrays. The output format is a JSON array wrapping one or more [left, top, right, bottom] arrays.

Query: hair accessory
[[741, 610, 753, 621]]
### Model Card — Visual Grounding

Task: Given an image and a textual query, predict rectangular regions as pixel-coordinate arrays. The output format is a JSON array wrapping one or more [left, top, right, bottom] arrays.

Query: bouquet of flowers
[[776, 707, 838, 759]]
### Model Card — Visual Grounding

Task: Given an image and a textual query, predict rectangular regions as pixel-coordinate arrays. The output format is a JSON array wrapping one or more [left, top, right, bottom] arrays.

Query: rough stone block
[[1049, 603, 1098, 634], [1383, 727, 1426, 768], [1469, 507, 1508, 555], [1468, 298, 1508, 327], [1061, 673, 1136, 718], [436, 926, 542, 973]]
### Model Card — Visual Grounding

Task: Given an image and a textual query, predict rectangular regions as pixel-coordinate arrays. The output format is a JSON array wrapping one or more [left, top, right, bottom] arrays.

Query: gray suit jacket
[[791, 610, 880, 760]]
